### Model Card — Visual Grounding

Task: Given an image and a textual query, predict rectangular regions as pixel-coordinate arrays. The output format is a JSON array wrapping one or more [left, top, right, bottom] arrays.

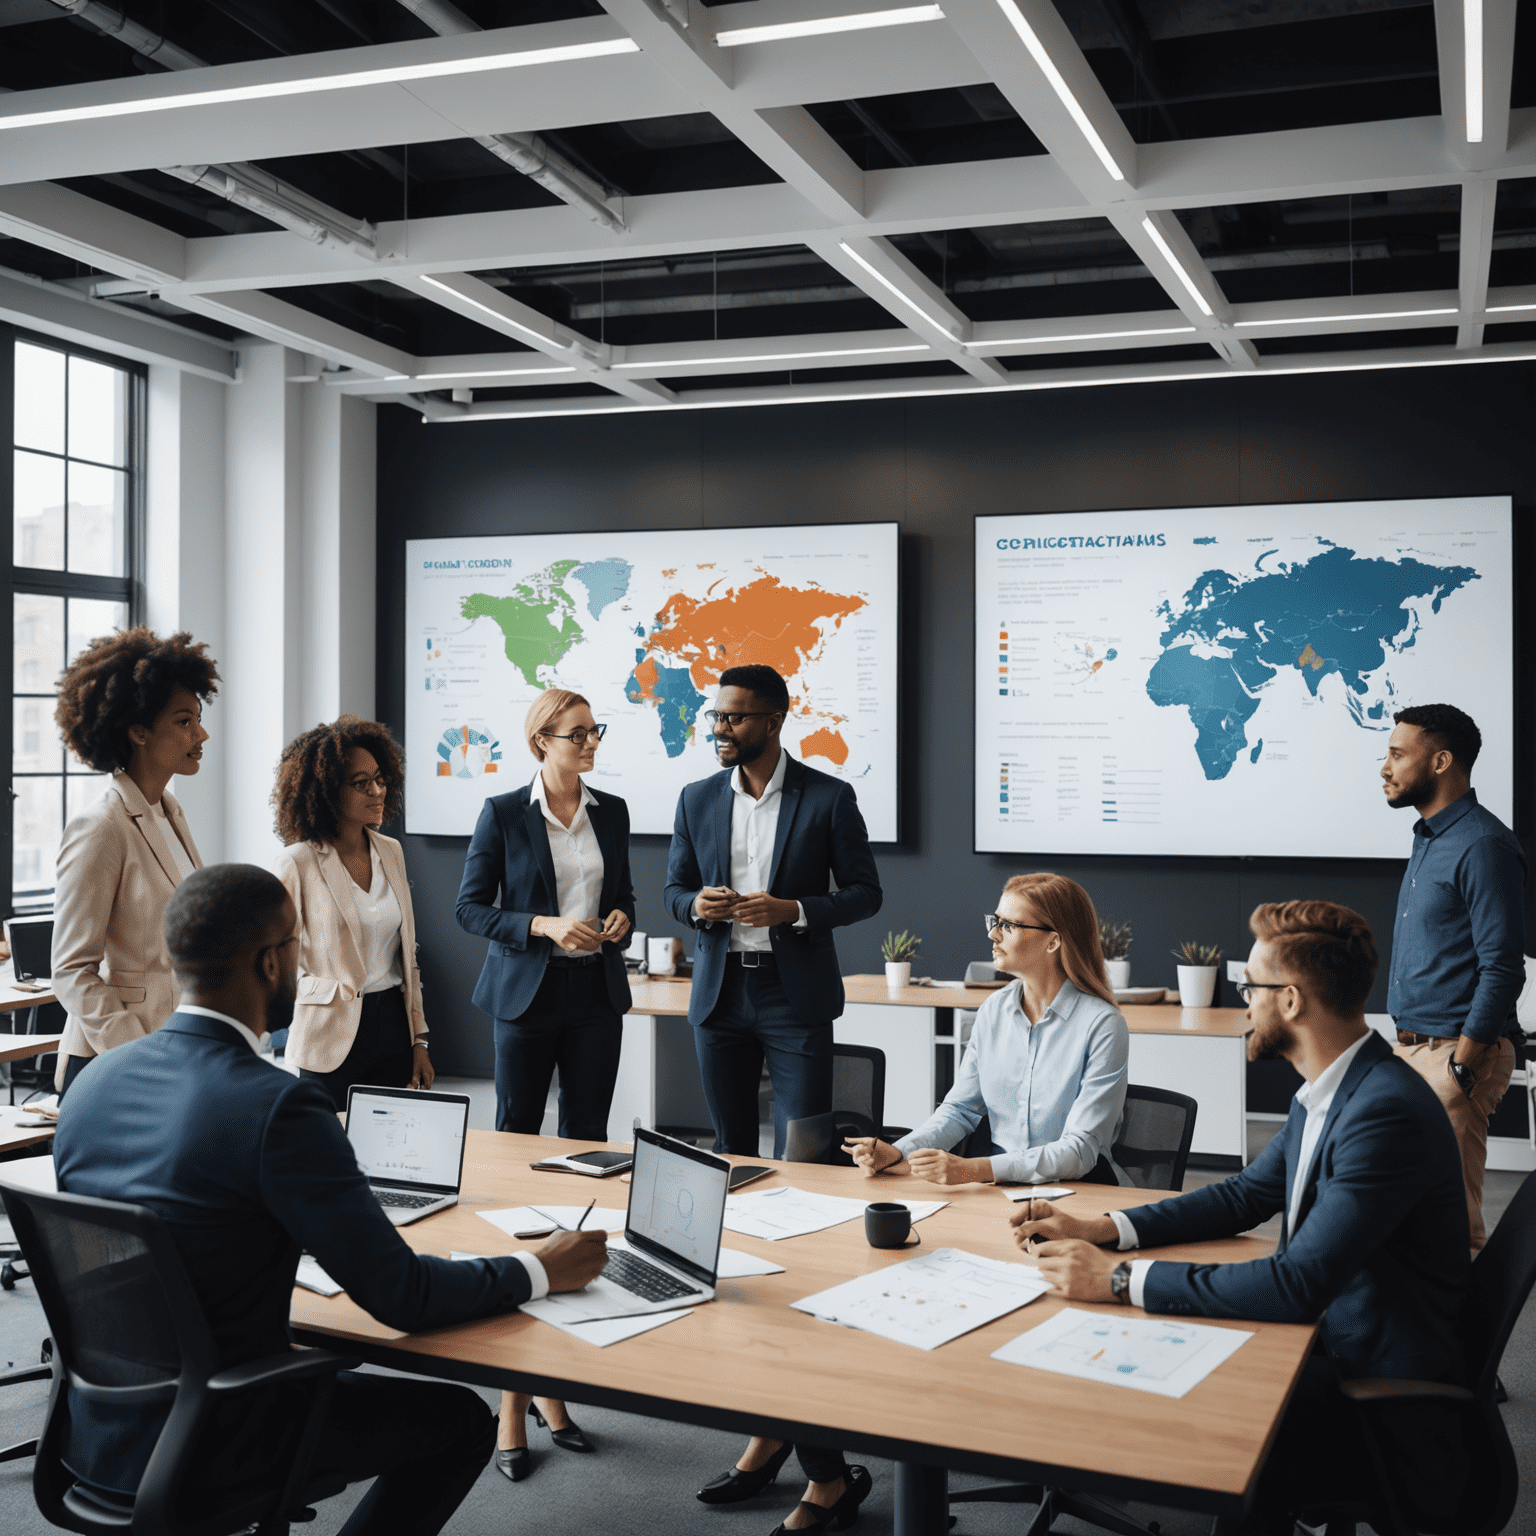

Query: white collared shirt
[[350, 839, 404, 994], [722, 750, 805, 952], [529, 771, 604, 920], [179, 1003, 269, 1056], [1109, 1031, 1374, 1307]]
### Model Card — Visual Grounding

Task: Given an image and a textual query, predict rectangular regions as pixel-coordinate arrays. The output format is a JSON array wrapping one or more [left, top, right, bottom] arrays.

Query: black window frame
[[2, 323, 147, 918]]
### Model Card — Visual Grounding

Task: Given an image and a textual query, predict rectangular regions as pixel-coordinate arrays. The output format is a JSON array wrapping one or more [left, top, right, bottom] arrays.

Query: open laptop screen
[[346, 1087, 469, 1193], [626, 1128, 729, 1288]]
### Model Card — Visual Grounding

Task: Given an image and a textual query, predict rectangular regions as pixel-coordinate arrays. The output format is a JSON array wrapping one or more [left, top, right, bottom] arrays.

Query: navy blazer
[[456, 782, 635, 1022], [52, 1011, 534, 1494], [664, 754, 882, 1026], [1130, 1031, 1468, 1381]]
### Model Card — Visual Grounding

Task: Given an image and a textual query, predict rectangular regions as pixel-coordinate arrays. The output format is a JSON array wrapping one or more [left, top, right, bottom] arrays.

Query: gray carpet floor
[[0, 1096, 1529, 1536]]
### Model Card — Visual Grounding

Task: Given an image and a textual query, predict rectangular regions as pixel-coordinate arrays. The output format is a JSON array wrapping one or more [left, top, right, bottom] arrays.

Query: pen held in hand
[[575, 1198, 597, 1231]]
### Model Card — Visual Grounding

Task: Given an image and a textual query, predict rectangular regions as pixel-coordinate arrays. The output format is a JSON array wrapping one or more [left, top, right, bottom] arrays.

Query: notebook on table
[[344, 1085, 470, 1226]]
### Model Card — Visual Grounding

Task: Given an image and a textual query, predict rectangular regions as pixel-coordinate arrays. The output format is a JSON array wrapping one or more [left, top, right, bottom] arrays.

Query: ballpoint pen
[[575, 1198, 597, 1231]]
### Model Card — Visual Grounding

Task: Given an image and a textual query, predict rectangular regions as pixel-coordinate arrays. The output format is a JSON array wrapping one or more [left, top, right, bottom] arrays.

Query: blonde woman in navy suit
[[456, 688, 635, 1479]]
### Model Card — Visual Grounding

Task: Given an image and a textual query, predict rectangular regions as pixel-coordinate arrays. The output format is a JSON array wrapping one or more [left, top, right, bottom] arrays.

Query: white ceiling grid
[[0, 0, 1530, 419]]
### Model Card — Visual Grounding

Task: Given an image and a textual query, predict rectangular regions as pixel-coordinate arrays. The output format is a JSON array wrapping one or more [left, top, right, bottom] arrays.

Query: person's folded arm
[[259, 1081, 534, 1331], [1457, 835, 1528, 1046], [454, 800, 535, 951], [797, 787, 882, 933], [663, 793, 710, 930], [990, 1013, 1129, 1184], [1142, 1095, 1435, 1324]]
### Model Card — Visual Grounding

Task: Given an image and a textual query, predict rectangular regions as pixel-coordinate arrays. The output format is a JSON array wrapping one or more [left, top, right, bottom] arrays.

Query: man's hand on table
[[535, 1230, 609, 1291], [1009, 1200, 1126, 1303], [1008, 1199, 1119, 1248], [844, 1136, 909, 1177]]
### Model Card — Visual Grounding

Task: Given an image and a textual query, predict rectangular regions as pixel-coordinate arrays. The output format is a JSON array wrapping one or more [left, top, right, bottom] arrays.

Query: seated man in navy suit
[[53, 863, 607, 1535], [1012, 899, 1470, 1529]]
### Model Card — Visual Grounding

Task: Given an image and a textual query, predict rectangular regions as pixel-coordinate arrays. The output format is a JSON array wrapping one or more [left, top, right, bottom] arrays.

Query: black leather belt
[[728, 951, 776, 970], [547, 952, 602, 968]]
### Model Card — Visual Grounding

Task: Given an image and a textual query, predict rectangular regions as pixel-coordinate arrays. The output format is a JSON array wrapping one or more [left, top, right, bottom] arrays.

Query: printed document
[[791, 1247, 1050, 1350], [724, 1186, 946, 1241], [991, 1307, 1253, 1398], [523, 1301, 693, 1348]]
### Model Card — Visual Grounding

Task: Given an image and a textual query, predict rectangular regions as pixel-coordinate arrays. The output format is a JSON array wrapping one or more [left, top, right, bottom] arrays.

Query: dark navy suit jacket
[[456, 783, 635, 1022], [52, 1012, 535, 1493], [1130, 1030, 1468, 1381], [664, 754, 882, 1027]]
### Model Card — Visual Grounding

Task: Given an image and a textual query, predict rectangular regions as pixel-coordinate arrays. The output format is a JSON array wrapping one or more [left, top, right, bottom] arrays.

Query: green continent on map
[[461, 559, 585, 688], [1146, 544, 1478, 781]]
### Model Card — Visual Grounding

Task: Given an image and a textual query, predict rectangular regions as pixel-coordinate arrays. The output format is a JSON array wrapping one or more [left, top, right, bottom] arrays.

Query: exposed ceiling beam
[[1433, 0, 1519, 168], [170, 289, 415, 376], [0, 180, 184, 286], [1456, 178, 1497, 349]]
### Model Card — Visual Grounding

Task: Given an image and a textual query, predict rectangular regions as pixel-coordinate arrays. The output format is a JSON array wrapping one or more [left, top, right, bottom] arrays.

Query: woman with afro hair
[[51, 626, 217, 1098], [271, 716, 431, 1108]]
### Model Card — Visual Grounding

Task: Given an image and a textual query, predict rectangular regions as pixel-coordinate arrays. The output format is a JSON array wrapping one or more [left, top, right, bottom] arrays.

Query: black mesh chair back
[[831, 1045, 884, 1132], [2, 1182, 352, 1536], [1110, 1086, 1199, 1191], [1464, 1169, 1536, 1401]]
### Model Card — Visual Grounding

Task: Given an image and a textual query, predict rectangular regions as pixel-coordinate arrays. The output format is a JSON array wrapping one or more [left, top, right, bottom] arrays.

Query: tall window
[[6, 330, 144, 913]]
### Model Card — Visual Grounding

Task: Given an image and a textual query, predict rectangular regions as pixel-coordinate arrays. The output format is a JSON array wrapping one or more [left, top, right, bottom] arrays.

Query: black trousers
[[301, 988, 415, 1113], [794, 1442, 848, 1484], [494, 962, 623, 1139]]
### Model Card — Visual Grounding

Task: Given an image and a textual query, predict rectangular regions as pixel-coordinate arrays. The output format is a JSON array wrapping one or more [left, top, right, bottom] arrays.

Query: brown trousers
[[1392, 1034, 1515, 1253]]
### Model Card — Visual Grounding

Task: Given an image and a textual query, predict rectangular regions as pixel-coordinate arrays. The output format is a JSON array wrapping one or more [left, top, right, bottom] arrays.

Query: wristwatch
[[1111, 1261, 1132, 1304], [1448, 1058, 1476, 1097]]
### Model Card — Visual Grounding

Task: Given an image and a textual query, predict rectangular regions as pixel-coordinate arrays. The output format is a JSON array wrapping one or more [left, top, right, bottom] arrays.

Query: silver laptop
[[345, 1085, 469, 1226], [547, 1127, 731, 1323]]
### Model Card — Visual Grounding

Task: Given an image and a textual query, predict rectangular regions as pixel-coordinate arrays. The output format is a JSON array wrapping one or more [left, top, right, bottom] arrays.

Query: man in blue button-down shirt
[[1382, 703, 1527, 1252]]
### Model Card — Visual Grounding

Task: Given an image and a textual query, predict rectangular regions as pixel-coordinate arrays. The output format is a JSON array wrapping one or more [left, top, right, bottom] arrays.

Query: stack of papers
[[724, 1186, 946, 1241], [295, 1256, 343, 1296], [991, 1308, 1252, 1398], [791, 1247, 1051, 1350], [477, 1205, 628, 1239], [522, 1303, 692, 1348]]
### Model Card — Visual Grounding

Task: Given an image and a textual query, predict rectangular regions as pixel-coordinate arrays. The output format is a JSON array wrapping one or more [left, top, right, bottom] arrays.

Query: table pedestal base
[[895, 1462, 948, 1536]]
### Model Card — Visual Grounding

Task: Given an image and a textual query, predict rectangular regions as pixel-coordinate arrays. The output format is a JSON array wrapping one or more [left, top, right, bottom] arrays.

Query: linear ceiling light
[[1465, 0, 1483, 143], [1139, 217, 1214, 318], [417, 366, 580, 378], [1235, 308, 1458, 327], [714, 5, 943, 46], [992, 0, 1125, 180], [614, 342, 931, 370], [837, 244, 961, 339], [1487, 302, 1536, 313], [0, 37, 639, 131], [973, 325, 1196, 348], [418, 276, 566, 350]]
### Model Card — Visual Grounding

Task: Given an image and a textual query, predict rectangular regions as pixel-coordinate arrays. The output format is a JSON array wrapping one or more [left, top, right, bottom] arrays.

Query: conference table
[[291, 1131, 1315, 1532], [617, 976, 1255, 1165]]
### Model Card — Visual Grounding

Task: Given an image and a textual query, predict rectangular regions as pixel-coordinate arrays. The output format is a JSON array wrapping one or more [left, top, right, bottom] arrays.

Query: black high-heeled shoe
[[696, 1441, 795, 1504], [495, 1447, 531, 1482], [767, 1465, 873, 1535], [529, 1403, 594, 1453]]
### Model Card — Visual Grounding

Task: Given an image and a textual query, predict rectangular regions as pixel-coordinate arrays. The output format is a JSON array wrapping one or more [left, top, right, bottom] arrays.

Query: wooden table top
[[628, 975, 1252, 1038], [0, 1033, 64, 1064], [0, 978, 55, 1015], [0, 1104, 56, 1155], [291, 1131, 1310, 1511]]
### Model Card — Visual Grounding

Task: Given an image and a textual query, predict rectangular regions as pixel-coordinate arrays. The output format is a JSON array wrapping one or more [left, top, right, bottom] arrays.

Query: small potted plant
[[1099, 918, 1133, 992], [1171, 940, 1222, 1008], [882, 930, 920, 991]]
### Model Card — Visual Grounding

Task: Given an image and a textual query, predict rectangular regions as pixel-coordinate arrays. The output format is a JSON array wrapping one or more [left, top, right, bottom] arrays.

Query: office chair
[[1306, 1168, 1536, 1536], [949, 1086, 1199, 1536], [782, 1045, 912, 1164], [1, 1183, 357, 1536]]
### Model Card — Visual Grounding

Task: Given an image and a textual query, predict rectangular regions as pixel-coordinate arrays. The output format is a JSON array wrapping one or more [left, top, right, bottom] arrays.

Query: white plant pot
[[1176, 964, 1218, 1008], [885, 961, 912, 992], [1105, 959, 1131, 991]]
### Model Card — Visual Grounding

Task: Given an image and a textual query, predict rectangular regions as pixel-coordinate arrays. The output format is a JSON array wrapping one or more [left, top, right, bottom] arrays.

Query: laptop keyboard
[[374, 1190, 442, 1210], [601, 1248, 698, 1302]]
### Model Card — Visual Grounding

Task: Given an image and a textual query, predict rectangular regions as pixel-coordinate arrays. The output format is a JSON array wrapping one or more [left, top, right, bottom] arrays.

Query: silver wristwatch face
[[1112, 1262, 1131, 1299]]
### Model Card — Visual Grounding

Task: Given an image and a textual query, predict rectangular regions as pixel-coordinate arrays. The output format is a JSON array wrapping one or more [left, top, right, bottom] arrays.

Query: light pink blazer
[[273, 831, 426, 1075], [52, 771, 203, 1081]]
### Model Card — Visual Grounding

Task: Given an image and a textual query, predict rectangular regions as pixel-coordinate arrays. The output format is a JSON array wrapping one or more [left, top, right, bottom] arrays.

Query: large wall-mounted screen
[[407, 522, 900, 839], [975, 498, 1512, 859]]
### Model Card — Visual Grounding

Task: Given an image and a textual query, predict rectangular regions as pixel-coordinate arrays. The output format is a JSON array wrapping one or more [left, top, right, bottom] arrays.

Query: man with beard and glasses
[[1010, 901, 1470, 1532], [52, 864, 607, 1534], [1381, 703, 1526, 1254]]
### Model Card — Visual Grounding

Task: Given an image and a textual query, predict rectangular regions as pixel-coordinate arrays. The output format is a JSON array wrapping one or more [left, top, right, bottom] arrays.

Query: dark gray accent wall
[[377, 363, 1536, 1080]]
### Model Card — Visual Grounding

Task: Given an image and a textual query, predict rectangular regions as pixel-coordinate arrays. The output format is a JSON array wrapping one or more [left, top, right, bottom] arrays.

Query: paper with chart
[[791, 1247, 1050, 1350], [991, 1307, 1252, 1398], [477, 1205, 628, 1239], [724, 1187, 946, 1241]]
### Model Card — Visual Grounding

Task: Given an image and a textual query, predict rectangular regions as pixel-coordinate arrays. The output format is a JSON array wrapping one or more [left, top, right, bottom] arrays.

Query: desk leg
[[894, 1462, 947, 1536]]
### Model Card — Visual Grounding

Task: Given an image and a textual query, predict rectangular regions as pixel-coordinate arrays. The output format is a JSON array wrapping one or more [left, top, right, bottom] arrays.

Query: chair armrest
[[1339, 1378, 1474, 1403], [207, 1347, 358, 1396]]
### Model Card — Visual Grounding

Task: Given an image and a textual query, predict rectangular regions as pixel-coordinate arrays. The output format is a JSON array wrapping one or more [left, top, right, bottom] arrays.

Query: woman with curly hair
[[271, 717, 432, 1109], [52, 626, 217, 1098]]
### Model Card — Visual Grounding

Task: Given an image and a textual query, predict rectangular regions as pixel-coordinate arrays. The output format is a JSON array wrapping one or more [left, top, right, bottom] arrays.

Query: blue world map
[[1146, 543, 1480, 781]]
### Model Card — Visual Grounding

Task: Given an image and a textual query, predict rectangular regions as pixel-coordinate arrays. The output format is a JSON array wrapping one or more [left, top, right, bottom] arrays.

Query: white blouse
[[151, 800, 197, 882], [350, 840, 404, 994], [529, 771, 604, 920]]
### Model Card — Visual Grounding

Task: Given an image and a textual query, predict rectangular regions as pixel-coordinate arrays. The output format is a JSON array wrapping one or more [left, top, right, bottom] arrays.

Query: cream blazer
[[273, 831, 426, 1075], [52, 771, 203, 1080]]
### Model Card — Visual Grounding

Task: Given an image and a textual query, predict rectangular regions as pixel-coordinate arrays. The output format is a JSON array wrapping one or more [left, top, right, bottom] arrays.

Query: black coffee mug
[[865, 1202, 921, 1250]]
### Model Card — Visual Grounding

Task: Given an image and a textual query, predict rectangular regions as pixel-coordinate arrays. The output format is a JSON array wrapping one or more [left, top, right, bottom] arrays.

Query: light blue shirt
[[893, 978, 1129, 1184]]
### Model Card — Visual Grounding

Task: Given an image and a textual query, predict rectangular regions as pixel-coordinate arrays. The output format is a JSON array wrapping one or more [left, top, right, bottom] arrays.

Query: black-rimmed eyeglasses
[[1235, 981, 1294, 1003], [542, 725, 607, 746], [704, 710, 780, 729], [984, 914, 1055, 938]]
